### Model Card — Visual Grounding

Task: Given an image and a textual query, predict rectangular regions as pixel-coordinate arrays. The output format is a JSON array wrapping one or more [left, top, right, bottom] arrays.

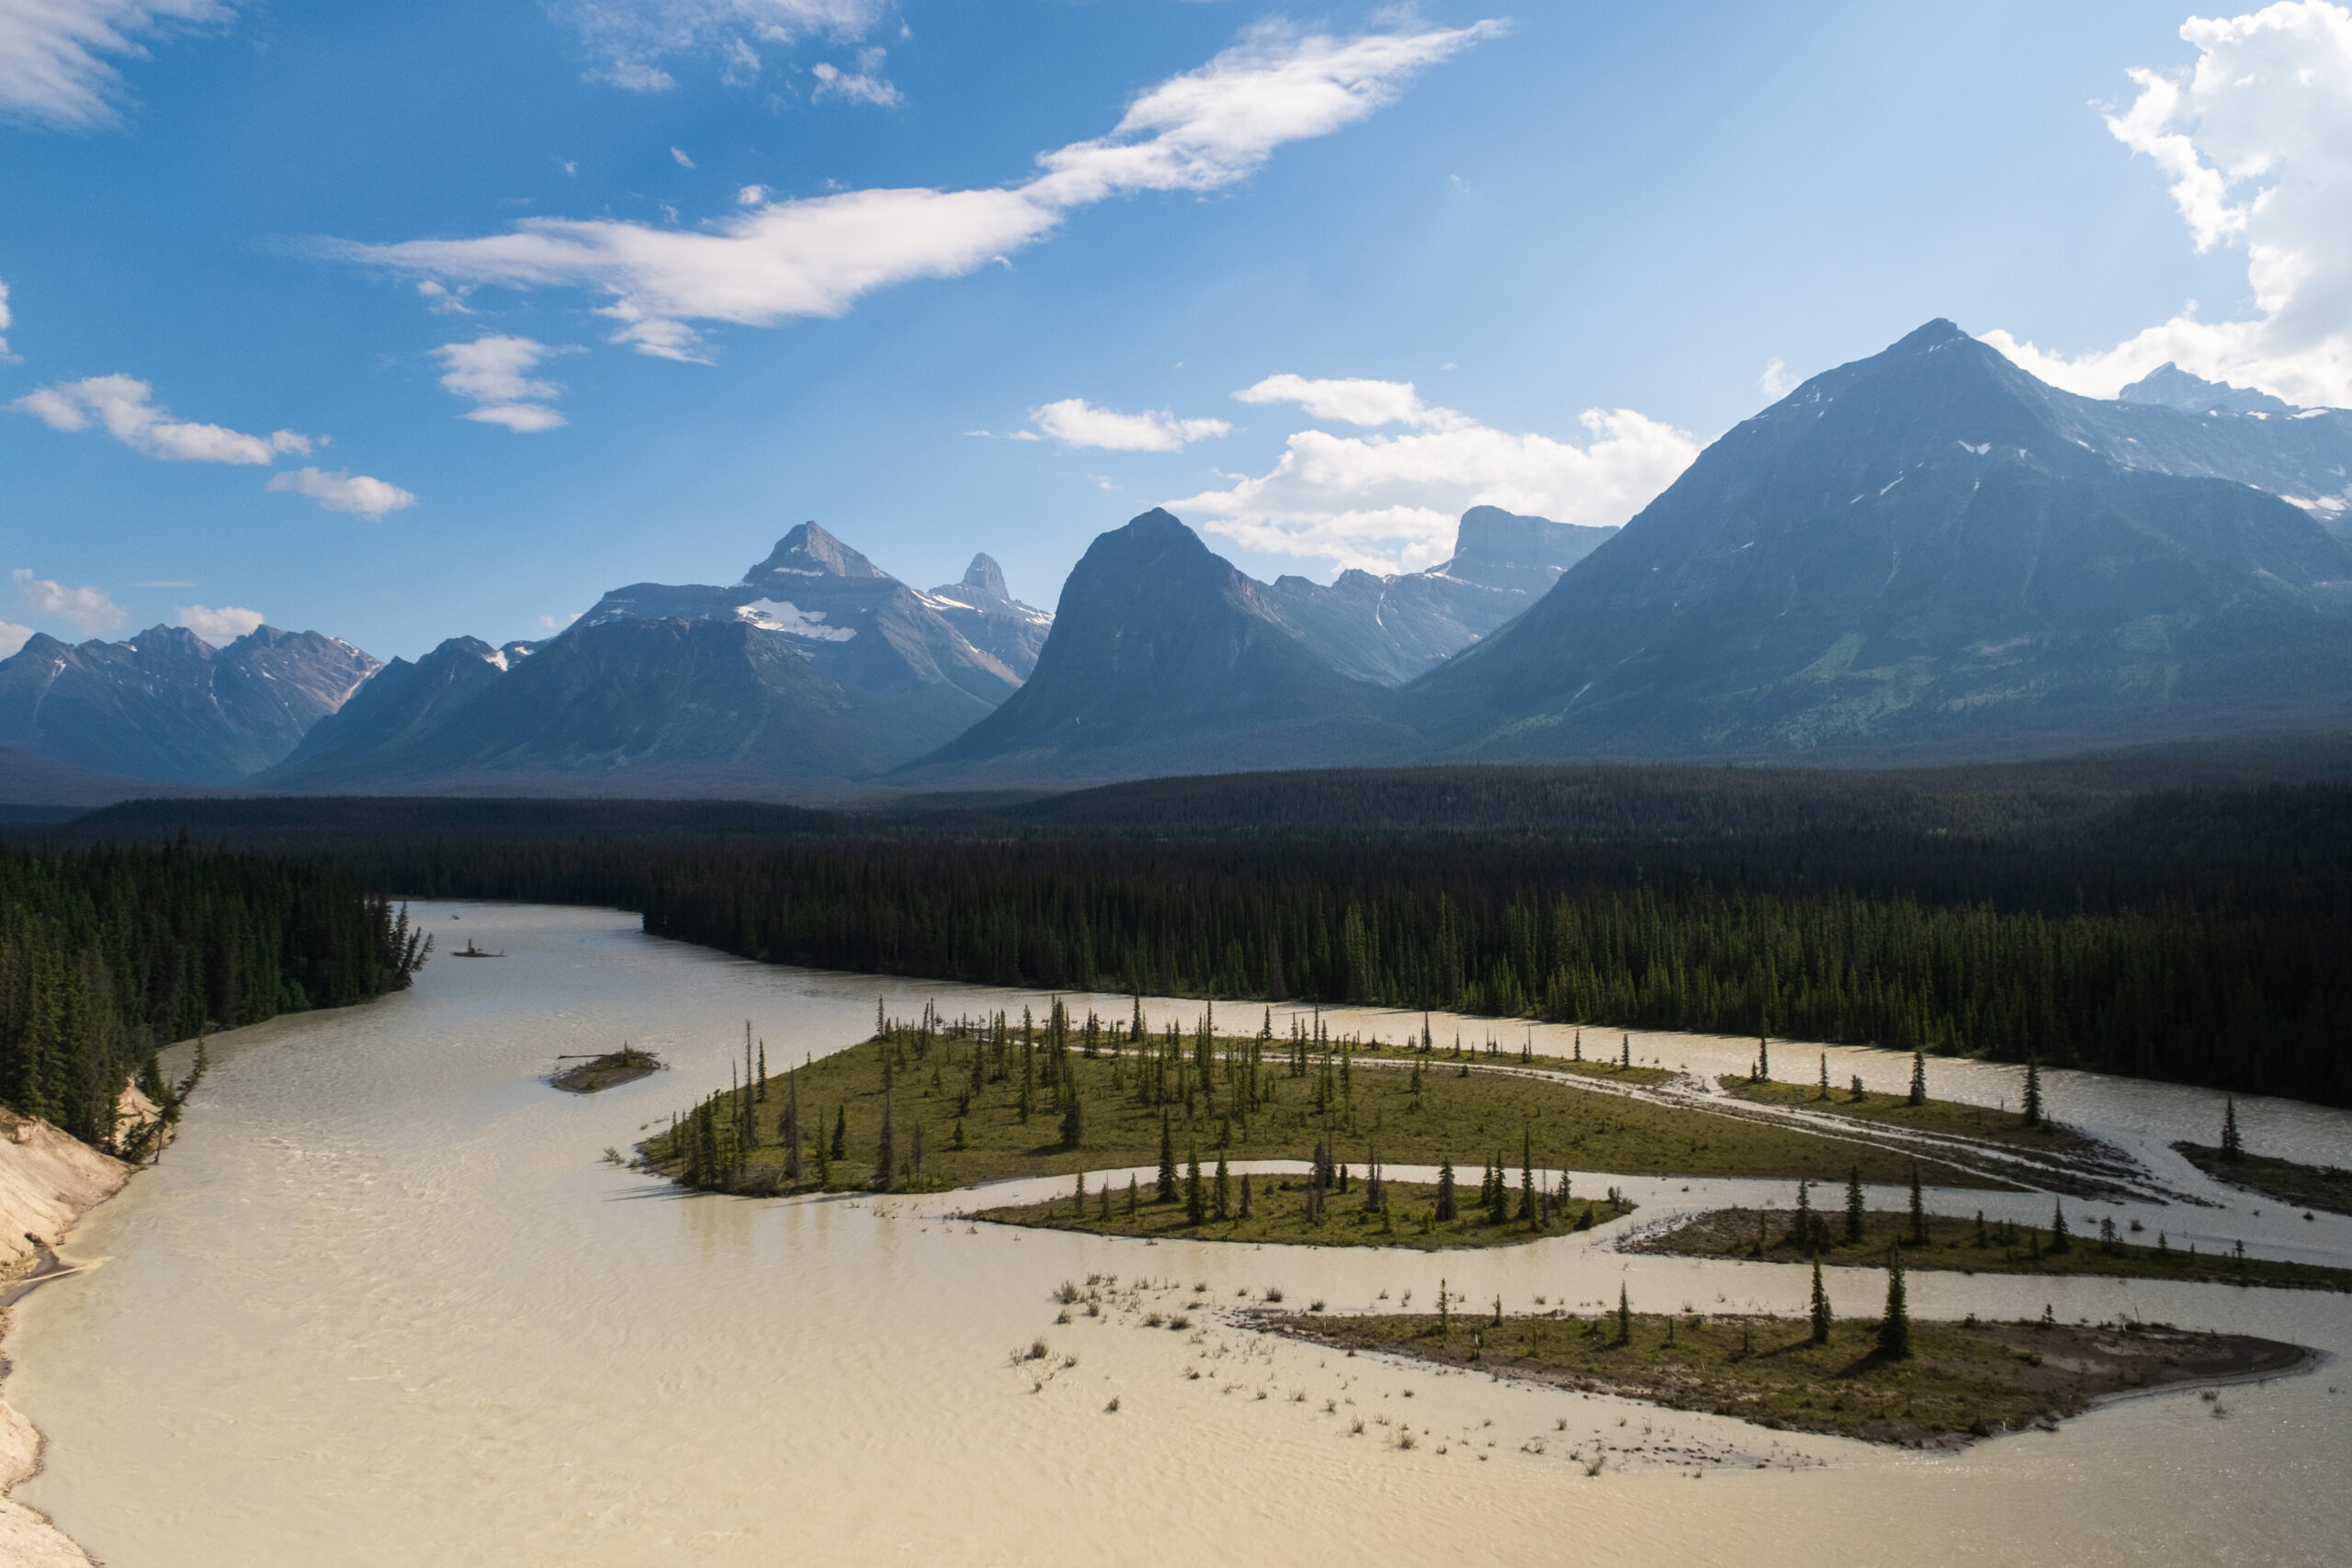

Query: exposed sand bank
[[0, 1104, 141, 1568]]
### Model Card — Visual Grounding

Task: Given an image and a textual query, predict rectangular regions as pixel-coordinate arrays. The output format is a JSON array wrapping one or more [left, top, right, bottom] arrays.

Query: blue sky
[[3, 1, 2344, 660]]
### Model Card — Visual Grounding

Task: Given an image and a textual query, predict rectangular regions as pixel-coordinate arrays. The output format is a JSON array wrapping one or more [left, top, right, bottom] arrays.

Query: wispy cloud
[[0, 276, 14, 359], [267, 468, 417, 519], [811, 47, 898, 107], [1019, 398, 1229, 452], [0, 622, 30, 659], [329, 18, 1502, 362], [13, 374, 311, 463], [671, 145, 695, 168], [14, 568, 128, 635], [433, 335, 570, 432], [173, 603, 263, 642], [553, 0, 888, 91], [1984, 1, 2352, 406], [1170, 379, 1698, 576], [0, 0, 232, 130]]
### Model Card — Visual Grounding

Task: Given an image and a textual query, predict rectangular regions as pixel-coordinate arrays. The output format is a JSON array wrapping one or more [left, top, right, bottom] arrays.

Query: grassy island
[[1269, 1307, 2308, 1447], [1717, 1074, 2091, 1153], [1628, 1204, 2352, 1292], [2173, 1142, 2352, 1219], [552, 1046, 663, 1094], [644, 1010, 1996, 1198], [977, 1179, 1637, 1250]]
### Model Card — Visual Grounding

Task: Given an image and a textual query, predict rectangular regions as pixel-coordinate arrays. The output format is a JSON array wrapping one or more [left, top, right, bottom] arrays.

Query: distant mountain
[[2119, 362, 2295, 417], [2098, 365, 2351, 538], [924, 554, 1053, 680], [260, 524, 1047, 798], [1407, 320, 2352, 764], [902, 509, 1414, 785], [1264, 505, 1615, 683], [0, 624, 377, 784]]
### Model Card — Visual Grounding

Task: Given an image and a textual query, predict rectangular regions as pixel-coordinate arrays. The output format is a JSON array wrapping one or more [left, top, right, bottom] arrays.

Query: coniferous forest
[[59, 760, 2352, 1109], [0, 844, 431, 1147]]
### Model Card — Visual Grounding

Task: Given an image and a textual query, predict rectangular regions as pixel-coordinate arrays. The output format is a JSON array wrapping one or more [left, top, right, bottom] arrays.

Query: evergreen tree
[[1239, 1171, 1253, 1218], [1754, 1033, 1770, 1083], [1844, 1163, 1865, 1244], [1157, 1113, 1178, 1202], [1876, 1247, 1911, 1359], [830, 1103, 848, 1160], [2048, 1200, 2072, 1253], [1809, 1252, 1832, 1345], [875, 1089, 896, 1191], [2221, 1097, 2244, 1160], [1059, 1077, 1083, 1152], [1435, 1157, 1457, 1222], [1518, 1130, 1535, 1224], [1817, 1052, 1830, 1100], [1073, 1168, 1087, 1217], [1615, 1283, 1632, 1345], [1907, 1161, 1928, 1246], [813, 1113, 833, 1187], [1185, 1142, 1205, 1224], [1487, 1150, 1510, 1225], [1620, 1033, 1631, 1069], [1126, 1174, 1139, 1217], [1214, 1152, 1231, 1221], [2022, 1055, 2044, 1126], [1908, 1050, 1928, 1107]]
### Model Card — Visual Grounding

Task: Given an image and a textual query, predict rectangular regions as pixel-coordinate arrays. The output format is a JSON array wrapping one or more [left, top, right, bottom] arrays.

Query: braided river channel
[[9, 902, 2349, 1565]]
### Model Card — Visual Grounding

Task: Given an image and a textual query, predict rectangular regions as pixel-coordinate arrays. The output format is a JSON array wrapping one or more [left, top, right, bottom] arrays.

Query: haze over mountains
[[6, 321, 2350, 805]]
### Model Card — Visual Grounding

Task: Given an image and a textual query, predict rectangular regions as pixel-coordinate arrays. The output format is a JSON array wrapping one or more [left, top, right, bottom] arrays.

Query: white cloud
[[811, 50, 898, 107], [554, 0, 887, 90], [1233, 373, 1465, 430], [433, 334, 569, 431], [0, 276, 13, 358], [671, 145, 695, 168], [1170, 396, 1699, 576], [1759, 357, 1793, 399], [12, 374, 311, 462], [13, 568, 127, 635], [172, 603, 262, 642], [1022, 398, 1229, 452], [416, 278, 474, 314], [267, 467, 417, 519], [0, 0, 231, 130], [1983, 2, 2352, 406], [330, 18, 1500, 361], [0, 621, 31, 659]]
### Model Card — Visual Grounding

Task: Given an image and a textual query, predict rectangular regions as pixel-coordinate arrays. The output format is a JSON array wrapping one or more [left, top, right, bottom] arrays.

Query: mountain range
[[6, 321, 2349, 804]]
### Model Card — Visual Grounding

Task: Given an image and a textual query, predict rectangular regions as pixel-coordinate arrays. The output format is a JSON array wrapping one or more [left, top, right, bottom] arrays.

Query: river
[[9, 902, 2348, 1566]]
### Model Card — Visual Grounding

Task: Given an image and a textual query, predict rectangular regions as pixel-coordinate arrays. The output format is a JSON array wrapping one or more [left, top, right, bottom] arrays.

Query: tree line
[[0, 842, 430, 1148]]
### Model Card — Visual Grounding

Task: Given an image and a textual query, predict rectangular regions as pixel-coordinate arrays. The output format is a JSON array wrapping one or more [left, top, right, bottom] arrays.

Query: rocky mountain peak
[[2120, 362, 2297, 417], [743, 522, 891, 583], [960, 553, 1010, 601]]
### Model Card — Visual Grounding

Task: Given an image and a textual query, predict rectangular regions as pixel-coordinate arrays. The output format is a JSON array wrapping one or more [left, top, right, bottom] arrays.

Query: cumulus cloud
[[1170, 388, 1699, 576], [12, 374, 311, 462], [330, 18, 1500, 361], [811, 48, 898, 107], [13, 568, 127, 635], [1983, 2, 2352, 406], [172, 603, 263, 643], [433, 335, 569, 431], [0, 0, 231, 130], [553, 0, 887, 90], [0, 622, 31, 659], [267, 467, 416, 519], [1021, 398, 1230, 452]]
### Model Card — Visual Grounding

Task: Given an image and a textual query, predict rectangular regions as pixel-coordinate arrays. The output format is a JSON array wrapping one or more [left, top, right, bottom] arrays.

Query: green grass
[[550, 1047, 663, 1094], [1629, 1206, 2352, 1292], [1719, 1077, 2089, 1151], [646, 1027, 2000, 1196], [1272, 1310, 2308, 1447], [2173, 1142, 2352, 1219], [976, 1179, 1636, 1250]]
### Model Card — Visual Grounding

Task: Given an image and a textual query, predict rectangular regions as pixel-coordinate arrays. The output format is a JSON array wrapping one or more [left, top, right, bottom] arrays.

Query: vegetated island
[[976, 1176, 1638, 1251], [2173, 1140, 2352, 1219], [551, 1046, 664, 1094], [1716, 1068, 2093, 1155], [1269, 1303, 2309, 1449], [1625, 1197, 2352, 1292], [641, 1007, 1998, 1226]]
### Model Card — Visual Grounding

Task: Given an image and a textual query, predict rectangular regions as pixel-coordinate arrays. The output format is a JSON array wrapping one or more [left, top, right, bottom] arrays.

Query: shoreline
[[0, 1107, 143, 1568]]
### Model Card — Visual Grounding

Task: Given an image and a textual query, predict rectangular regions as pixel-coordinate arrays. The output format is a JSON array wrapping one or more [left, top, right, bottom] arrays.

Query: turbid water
[[9, 903, 2349, 1566]]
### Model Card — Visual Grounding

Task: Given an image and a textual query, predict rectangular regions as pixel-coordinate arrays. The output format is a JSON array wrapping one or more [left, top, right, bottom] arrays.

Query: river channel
[[9, 902, 2348, 1565]]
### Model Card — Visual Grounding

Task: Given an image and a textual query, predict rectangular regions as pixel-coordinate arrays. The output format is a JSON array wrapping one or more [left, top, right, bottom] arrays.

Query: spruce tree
[[1844, 1163, 1865, 1244], [1059, 1077, 1083, 1152], [1907, 1161, 1928, 1246], [1754, 1034, 1770, 1083], [1620, 1033, 1631, 1069], [1214, 1152, 1230, 1221], [1876, 1247, 1911, 1359], [1435, 1157, 1457, 1222], [1908, 1051, 1928, 1107], [830, 1103, 848, 1160], [1157, 1113, 1177, 1202], [2048, 1199, 2071, 1254], [1185, 1143, 1205, 1225], [2221, 1097, 2243, 1160], [1615, 1283, 1632, 1346], [2022, 1054, 2043, 1126], [1810, 1252, 1832, 1345], [1126, 1174, 1139, 1218], [1073, 1168, 1087, 1217], [1239, 1172, 1253, 1219], [1518, 1130, 1535, 1224], [1817, 1053, 1830, 1100]]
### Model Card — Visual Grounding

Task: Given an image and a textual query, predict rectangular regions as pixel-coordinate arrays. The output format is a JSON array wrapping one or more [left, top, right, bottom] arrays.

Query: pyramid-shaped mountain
[[1406, 320, 2352, 762], [0, 624, 378, 784], [902, 509, 1414, 784], [262, 524, 1047, 798]]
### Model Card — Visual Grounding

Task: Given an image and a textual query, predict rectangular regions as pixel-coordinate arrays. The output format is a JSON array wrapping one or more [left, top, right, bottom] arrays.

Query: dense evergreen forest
[[51, 757, 2352, 1108], [0, 844, 430, 1148]]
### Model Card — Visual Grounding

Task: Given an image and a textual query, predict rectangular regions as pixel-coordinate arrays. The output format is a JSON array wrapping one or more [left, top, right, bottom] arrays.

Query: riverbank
[[0, 1107, 135, 1568], [1265, 1307, 2312, 1450]]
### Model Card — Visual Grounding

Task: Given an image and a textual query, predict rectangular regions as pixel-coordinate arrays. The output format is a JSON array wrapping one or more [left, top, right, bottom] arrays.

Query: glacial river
[[10, 903, 2350, 1566]]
